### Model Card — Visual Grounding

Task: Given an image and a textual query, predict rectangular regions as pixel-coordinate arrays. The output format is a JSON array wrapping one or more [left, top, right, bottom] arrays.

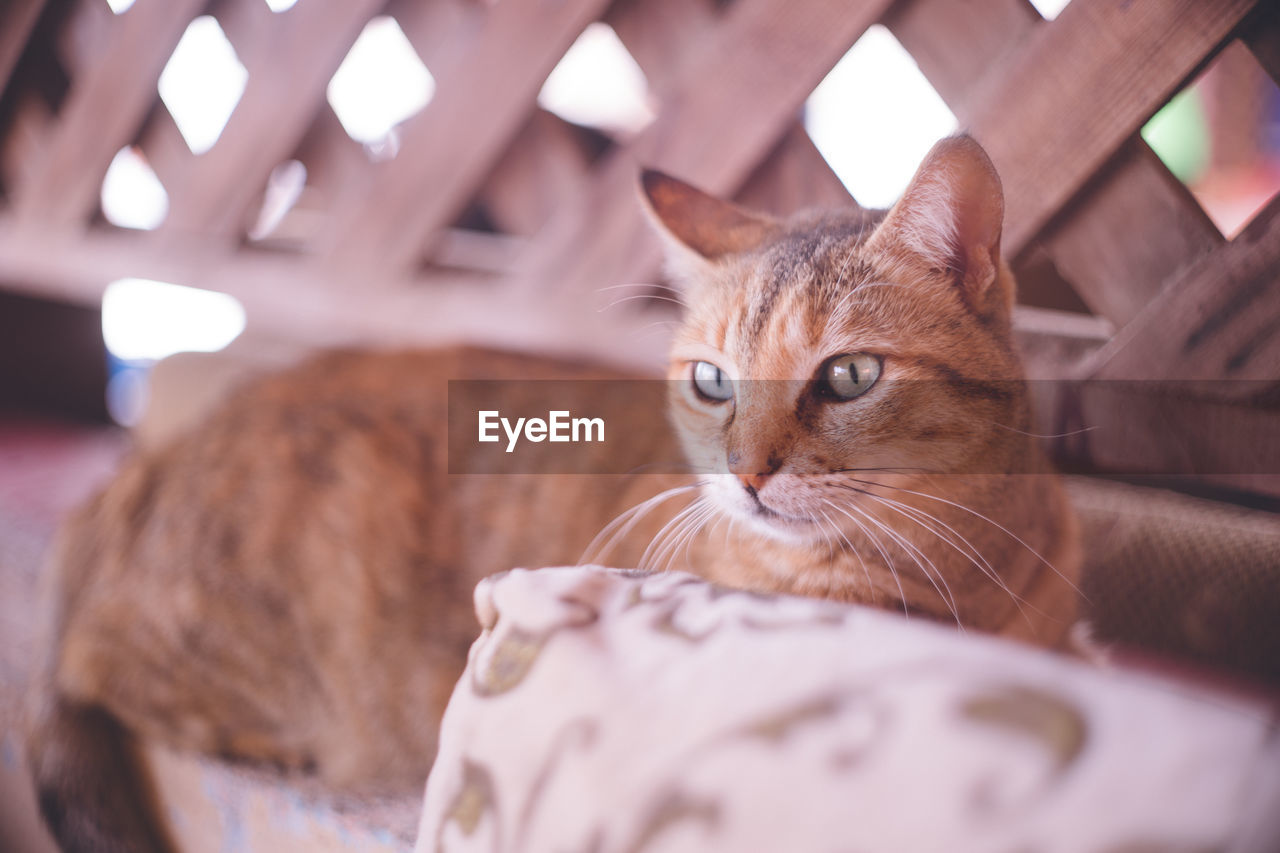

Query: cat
[[25, 135, 1080, 852]]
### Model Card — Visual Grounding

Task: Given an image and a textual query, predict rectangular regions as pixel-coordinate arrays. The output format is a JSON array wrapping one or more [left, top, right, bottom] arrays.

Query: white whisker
[[844, 477, 1084, 599], [828, 500, 935, 623], [599, 293, 685, 313], [596, 282, 684, 297], [639, 501, 703, 572], [836, 497, 961, 628], [667, 503, 716, 573], [817, 504, 878, 606], [984, 420, 1098, 440], [856, 489, 1040, 630], [579, 484, 698, 566], [823, 498, 907, 616]]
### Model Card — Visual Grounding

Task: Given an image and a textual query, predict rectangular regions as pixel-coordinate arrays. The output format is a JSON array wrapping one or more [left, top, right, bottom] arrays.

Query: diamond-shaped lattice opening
[[1143, 40, 1280, 239], [1027, 0, 1072, 20], [105, 0, 136, 13], [159, 16, 248, 155], [248, 160, 309, 242], [538, 22, 655, 138], [264, 0, 300, 12], [805, 24, 956, 209], [327, 17, 434, 158], [101, 146, 168, 230]]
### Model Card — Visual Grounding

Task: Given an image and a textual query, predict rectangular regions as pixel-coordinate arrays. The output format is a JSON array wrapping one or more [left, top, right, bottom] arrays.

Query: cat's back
[[46, 349, 465, 783], [45, 345, 657, 790], [47, 344, 683, 768]]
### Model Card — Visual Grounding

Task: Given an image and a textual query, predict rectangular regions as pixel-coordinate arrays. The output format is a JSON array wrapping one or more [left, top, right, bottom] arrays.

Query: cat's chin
[[715, 501, 822, 546], [751, 518, 820, 546]]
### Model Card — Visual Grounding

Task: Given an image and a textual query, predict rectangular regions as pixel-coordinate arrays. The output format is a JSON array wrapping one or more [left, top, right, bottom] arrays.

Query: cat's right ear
[[639, 170, 779, 277]]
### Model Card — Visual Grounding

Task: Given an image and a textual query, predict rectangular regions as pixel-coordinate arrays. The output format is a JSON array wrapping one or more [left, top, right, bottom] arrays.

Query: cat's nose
[[728, 451, 775, 492]]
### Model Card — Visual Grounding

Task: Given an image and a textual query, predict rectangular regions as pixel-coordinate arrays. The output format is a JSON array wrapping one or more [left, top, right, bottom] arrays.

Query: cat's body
[[27, 136, 1080, 852]]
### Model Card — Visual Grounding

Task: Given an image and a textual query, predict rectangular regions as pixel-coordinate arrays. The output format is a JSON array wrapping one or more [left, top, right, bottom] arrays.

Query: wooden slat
[[160, 0, 385, 237], [56, 0, 114, 77], [319, 0, 612, 274], [1034, 380, 1280, 498], [0, 216, 668, 372], [475, 109, 595, 236], [14, 0, 208, 227], [388, 0, 479, 76], [1085, 194, 1280, 388], [133, 103, 194, 194], [605, 0, 719, 95], [432, 229, 525, 275], [1243, 0, 1280, 84], [1011, 305, 1112, 380], [611, 0, 852, 219], [960, 0, 1255, 255], [1037, 139, 1224, 326], [208, 0, 277, 77], [0, 92, 52, 198], [514, 0, 896, 302], [884, 0, 1038, 110], [0, 0, 46, 100], [733, 123, 856, 216], [290, 106, 367, 200]]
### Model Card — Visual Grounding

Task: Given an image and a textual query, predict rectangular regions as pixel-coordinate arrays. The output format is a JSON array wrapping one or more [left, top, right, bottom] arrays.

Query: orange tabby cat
[[26, 135, 1079, 852]]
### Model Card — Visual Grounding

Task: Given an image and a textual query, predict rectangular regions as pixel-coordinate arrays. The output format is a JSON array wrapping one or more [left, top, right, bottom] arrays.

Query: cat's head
[[642, 136, 1028, 542]]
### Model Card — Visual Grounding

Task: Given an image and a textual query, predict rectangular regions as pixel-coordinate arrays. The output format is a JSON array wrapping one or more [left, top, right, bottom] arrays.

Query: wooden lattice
[[1, 0, 1278, 496]]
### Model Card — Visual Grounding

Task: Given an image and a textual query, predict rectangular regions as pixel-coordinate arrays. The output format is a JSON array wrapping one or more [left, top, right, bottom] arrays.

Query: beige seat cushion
[[417, 566, 1280, 853]]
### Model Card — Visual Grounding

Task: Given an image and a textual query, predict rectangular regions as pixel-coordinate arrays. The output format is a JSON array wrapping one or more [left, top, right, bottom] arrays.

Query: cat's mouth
[[745, 490, 815, 528], [702, 476, 819, 541]]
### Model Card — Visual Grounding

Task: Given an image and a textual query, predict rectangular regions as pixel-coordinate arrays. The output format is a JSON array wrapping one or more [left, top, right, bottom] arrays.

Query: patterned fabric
[[416, 567, 1280, 853]]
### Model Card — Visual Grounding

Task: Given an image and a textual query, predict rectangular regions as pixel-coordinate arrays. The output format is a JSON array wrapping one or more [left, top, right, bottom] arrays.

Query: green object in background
[[1142, 85, 1210, 185]]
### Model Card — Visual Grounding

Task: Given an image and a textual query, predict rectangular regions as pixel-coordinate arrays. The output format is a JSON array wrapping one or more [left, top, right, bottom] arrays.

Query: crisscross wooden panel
[[0, 0, 1275, 494], [14, 0, 207, 226], [160, 0, 384, 238], [321, 0, 611, 275]]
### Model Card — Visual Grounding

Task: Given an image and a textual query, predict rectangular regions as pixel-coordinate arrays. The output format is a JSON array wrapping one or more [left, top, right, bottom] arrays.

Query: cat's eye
[[822, 353, 881, 400], [692, 361, 734, 402]]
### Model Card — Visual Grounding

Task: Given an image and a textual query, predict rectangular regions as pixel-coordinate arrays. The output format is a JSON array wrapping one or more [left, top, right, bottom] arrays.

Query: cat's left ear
[[639, 169, 780, 277], [868, 135, 1008, 312]]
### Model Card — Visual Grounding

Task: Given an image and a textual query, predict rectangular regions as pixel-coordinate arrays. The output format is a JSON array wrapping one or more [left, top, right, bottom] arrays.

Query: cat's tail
[[25, 693, 172, 853], [25, 503, 174, 853]]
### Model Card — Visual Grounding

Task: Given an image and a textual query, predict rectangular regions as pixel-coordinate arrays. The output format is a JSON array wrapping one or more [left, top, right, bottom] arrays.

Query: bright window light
[[327, 17, 434, 149], [102, 278, 247, 362], [805, 25, 956, 209], [264, 0, 300, 11], [1027, 0, 1072, 20], [158, 16, 248, 155], [538, 22, 654, 135], [106, 0, 137, 13], [101, 147, 168, 230]]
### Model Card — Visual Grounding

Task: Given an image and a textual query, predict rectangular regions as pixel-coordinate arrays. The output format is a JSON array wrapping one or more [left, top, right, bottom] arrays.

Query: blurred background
[[0, 0, 1278, 430]]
